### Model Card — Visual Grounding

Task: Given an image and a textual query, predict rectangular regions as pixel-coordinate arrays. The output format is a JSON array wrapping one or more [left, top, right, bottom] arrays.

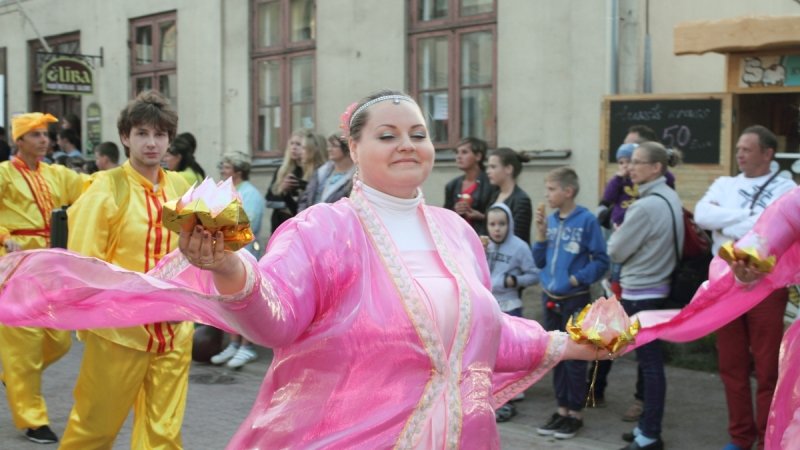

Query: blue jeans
[[542, 293, 590, 411], [622, 298, 666, 439]]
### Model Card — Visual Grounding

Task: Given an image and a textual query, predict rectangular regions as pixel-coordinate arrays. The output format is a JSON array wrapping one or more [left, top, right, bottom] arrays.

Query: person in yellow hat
[[60, 90, 192, 450], [0, 112, 85, 444]]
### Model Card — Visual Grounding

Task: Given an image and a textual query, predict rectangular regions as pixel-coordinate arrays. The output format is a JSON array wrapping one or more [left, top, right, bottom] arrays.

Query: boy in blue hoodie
[[532, 167, 609, 440], [485, 203, 540, 423]]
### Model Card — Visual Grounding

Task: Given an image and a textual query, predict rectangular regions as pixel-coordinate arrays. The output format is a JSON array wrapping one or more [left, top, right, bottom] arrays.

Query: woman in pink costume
[[0, 90, 612, 449], [631, 185, 800, 450]]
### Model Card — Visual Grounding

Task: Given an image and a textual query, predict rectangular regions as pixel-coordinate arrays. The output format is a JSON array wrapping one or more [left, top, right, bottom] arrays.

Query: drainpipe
[[643, 0, 652, 93], [609, 0, 619, 94]]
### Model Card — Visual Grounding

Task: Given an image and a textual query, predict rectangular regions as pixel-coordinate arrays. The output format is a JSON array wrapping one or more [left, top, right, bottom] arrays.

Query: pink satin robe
[[0, 187, 566, 449]]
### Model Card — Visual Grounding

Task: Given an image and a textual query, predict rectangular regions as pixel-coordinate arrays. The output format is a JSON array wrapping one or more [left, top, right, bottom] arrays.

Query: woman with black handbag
[[607, 141, 683, 450]]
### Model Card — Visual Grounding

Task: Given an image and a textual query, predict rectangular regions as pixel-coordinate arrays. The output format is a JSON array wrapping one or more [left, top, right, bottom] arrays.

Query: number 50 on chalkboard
[[608, 99, 723, 164]]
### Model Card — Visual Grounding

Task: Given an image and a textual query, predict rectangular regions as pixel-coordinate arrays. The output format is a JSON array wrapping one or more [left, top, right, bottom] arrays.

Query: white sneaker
[[210, 343, 239, 365], [226, 346, 257, 369]]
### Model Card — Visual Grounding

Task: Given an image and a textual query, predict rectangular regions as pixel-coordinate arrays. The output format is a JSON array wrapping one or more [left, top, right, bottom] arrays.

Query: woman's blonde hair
[[301, 133, 327, 178], [270, 128, 314, 195]]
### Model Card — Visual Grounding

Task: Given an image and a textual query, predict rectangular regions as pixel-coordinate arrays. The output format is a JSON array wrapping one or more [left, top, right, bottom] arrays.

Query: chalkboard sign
[[608, 98, 722, 164]]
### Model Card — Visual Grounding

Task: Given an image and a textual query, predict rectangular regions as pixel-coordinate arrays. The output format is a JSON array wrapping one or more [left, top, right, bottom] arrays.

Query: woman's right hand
[[279, 175, 299, 194], [534, 205, 547, 242], [454, 200, 470, 216]]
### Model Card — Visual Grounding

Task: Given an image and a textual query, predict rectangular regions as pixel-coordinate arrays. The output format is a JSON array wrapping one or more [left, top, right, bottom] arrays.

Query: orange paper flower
[[162, 178, 254, 251], [567, 296, 639, 354]]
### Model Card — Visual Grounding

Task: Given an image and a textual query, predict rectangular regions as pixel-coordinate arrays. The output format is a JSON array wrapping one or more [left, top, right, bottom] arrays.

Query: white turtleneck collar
[[360, 182, 434, 251], [361, 182, 421, 212]]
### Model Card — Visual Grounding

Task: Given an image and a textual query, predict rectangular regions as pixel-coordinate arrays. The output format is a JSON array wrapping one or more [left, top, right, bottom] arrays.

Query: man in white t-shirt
[[694, 125, 796, 450]]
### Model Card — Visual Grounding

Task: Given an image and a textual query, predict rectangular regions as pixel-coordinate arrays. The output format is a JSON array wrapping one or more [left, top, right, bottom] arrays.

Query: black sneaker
[[553, 416, 583, 439], [536, 413, 567, 436], [622, 431, 636, 442], [25, 425, 58, 444]]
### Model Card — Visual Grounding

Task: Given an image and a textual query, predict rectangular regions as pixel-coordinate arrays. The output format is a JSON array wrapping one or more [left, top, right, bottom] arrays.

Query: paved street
[[0, 336, 729, 449]]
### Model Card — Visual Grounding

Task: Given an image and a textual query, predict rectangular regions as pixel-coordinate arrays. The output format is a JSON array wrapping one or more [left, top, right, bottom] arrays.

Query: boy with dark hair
[[626, 125, 658, 144], [533, 167, 609, 440], [94, 141, 120, 171], [55, 128, 82, 159], [62, 90, 192, 449]]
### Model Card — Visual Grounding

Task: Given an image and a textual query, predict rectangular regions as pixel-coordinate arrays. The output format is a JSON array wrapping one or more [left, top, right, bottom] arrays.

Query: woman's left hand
[[562, 339, 626, 361], [731, 259, 764, 284]]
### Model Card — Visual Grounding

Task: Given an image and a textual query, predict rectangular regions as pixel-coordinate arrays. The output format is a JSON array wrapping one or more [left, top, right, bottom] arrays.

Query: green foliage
[[662, 334, 718, 372]]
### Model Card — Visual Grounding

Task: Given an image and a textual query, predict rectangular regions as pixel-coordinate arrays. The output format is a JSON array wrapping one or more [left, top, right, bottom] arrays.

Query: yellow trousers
[[0, 325, 71, 429], [60, 332, 192, 450]]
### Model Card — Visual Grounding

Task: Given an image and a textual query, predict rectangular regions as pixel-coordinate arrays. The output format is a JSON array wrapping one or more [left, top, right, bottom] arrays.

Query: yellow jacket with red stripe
[[67, 161, 192, 352], [0, 157, 84, 253]]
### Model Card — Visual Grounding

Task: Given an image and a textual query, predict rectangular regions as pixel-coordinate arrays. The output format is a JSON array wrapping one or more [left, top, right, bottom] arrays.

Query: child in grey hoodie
[[485, 203, 540, 316]]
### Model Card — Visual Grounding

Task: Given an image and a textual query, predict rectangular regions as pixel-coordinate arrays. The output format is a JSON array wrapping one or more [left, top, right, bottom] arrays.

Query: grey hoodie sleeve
[[607, 201, 651, 264], [512, 245, 539, 287]]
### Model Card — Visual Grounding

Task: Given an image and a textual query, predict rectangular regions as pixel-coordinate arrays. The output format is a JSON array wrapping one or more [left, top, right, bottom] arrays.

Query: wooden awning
[[674, 15, 800, 56]]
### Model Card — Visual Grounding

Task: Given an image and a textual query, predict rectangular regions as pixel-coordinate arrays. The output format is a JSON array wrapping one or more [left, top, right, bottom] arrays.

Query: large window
[[130, 12, 177, 106], [409, 0, 496, 148], [252, 0, 316, 157]]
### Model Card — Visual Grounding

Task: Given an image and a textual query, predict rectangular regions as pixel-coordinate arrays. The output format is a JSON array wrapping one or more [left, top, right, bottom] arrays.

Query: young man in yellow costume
[[0, 112, 84, 444], [62, 91, 192, 449]]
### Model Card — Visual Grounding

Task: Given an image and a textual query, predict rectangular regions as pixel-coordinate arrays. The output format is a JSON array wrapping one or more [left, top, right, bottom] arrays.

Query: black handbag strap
[[651, 192, 681, 264], [749, 171, 781, 211]]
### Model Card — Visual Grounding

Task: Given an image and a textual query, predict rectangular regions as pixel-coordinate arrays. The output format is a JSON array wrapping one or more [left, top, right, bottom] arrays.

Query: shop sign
[[739, 54, 800, 88], [41, 57, 93, 95]]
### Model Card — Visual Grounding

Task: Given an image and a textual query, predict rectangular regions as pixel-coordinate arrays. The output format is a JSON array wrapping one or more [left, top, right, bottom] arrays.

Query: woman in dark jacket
[[486, 147, 533, 244], [265, 130, 326, 232], [298, 134, 355, 212], [443, 137, 497, 235]]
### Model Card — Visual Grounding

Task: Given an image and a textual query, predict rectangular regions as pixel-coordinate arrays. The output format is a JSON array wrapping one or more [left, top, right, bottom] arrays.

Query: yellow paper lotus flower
[[567, 296, 639, 354], [718, 240, 775, 273], [162, 178, 254, 251]]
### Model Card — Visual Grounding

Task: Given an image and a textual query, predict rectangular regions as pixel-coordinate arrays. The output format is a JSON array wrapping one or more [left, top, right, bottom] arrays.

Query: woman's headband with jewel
[[348, 95, 415, 130]]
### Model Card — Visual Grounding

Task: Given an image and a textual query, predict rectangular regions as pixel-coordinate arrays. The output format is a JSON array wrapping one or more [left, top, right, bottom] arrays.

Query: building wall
[[647, 0, 800, 94], [0, 0, 228, 175], [1, 0, 798, 238], [491, 0, 610, 208]]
